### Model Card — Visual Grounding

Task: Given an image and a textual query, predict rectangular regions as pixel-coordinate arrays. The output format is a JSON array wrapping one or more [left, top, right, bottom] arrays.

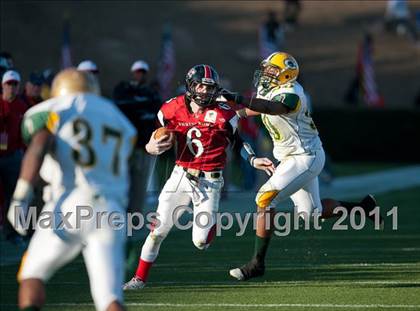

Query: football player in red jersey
[[123, 64, 274, 290]]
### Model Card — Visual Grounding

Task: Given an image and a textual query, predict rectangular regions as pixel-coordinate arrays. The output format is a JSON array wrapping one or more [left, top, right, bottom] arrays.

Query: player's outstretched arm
[[145, 130, 173, 155], [220, 89, 289, 116], [7, 129, 53, 235], [236, 108, 261, 119]]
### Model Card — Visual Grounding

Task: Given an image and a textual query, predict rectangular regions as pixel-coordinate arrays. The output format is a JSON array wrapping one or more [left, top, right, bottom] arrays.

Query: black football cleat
[[229, 259, 265, 281], [361, 194, 384, 230]]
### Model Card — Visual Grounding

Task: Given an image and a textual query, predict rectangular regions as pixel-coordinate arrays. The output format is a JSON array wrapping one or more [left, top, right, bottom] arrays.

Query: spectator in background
[[149, 79, 162, 99], [259, 11, 285, 59], [113, 60, 162, 218], [130, 60, 149, 86], [284, 0, 301, 31], [0, 52, 14, 94], [384, 0, 419, 44], [77, 60, 99, 75], [0, 70, 27, 242], [22, 72, 44, 107]]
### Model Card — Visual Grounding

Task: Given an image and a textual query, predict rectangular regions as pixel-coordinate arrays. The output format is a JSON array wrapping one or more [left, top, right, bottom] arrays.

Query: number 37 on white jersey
[[22, 93, 137, 202]]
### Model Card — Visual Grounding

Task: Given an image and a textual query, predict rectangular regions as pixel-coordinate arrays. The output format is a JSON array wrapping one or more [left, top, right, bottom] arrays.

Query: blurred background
[[2, 1, 420, 163], [2, 1, 420, 104]]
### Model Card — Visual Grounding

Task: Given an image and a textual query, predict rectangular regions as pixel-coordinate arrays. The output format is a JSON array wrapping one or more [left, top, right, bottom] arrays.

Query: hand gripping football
[[154, 127, 174, 142]]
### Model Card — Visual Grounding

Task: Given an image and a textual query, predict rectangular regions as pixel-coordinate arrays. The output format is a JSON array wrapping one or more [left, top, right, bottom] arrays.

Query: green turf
[[1, 186, 419, 311]]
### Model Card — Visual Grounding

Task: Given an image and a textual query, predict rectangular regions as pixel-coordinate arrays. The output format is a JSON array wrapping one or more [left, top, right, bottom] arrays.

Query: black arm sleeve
[[220, 89, 290, 115], [246, 97, 290, 115], [232, 130, 244, 155], [230, 127, 256, 164], [224, 118, 242, 154]]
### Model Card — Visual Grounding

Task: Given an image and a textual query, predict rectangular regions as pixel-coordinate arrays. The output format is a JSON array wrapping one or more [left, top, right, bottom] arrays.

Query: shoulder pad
[[165, 96, 178, 104], [21, 100, 59, 144], [282, 82, 296, 89], [21, 111, 55, 144]]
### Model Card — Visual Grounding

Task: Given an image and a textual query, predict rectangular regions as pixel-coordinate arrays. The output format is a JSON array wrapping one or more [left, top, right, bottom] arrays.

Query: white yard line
[[3, 302, 420, 309], [26, 302, 420, 309], [1, 279, 419, 287]]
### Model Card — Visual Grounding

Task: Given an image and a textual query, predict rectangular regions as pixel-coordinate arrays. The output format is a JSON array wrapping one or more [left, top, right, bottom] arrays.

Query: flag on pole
[[61, 19, 73, 69], [358, 34, 384, 107], [157, 23, 175, 101]]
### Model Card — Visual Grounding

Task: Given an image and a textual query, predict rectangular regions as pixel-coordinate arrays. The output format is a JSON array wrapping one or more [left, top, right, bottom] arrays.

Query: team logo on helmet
[[284, 58, 297, 70], [187, 68, 196, 79]]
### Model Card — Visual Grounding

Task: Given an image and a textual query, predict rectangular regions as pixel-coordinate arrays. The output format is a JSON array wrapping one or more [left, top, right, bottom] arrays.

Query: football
[[154, 127, 174, 142]]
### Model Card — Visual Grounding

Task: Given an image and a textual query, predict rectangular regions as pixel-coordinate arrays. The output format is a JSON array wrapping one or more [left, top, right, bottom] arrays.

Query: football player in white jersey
[[224, 52, 382, 281], [7, 69, 136, 311]]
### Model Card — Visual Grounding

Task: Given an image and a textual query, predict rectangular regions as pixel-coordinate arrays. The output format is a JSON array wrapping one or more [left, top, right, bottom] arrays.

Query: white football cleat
[[123, 276, 146, 290], [229, 268, 245, 281]]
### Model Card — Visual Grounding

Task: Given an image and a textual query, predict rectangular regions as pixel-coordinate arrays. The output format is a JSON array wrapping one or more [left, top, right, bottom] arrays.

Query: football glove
[[7, 179, 34, 236]]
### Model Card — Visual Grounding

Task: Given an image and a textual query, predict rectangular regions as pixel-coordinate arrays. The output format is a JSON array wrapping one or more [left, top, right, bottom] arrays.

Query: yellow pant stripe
[[17, 251, 28, 282], [256, 190, 279, 209]]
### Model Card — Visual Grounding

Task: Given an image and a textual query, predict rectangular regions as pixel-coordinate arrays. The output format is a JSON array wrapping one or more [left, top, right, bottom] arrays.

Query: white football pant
[[256, 148, 325, 217], [18, 188, 126, 311], [140, 165, 223, 263]]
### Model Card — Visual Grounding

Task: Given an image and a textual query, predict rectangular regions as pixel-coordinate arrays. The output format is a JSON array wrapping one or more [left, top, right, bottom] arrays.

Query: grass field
[[1, 165, 420, 311]]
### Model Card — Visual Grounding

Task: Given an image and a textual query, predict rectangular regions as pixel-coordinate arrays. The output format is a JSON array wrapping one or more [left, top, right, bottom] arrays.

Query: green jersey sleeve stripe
[[272, 93, 300, 111], [21, 111, 50, 144]]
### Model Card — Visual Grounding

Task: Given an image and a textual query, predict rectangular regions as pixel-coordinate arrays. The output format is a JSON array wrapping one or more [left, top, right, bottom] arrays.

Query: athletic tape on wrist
[[250, 156, 256, 167], [236, 109, 247, 118], [240, 142, 256, 165]]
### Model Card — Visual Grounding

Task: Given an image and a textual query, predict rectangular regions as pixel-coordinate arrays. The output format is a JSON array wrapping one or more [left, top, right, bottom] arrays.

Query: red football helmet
[[185, 64, 221, 107]]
